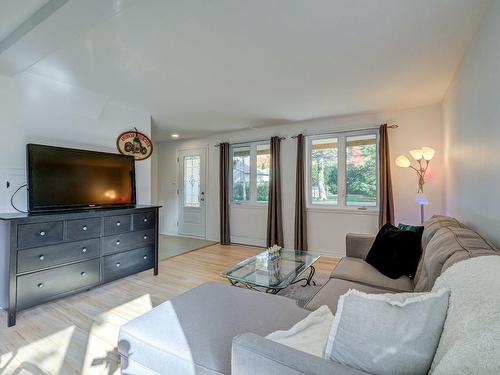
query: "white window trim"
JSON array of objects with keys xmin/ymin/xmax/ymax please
[
  {"xmin": 230, "ymin": 141, "xmax": 270, "ymax": 205},
  {"xmin": 305, "ymin": 129, "xmax": 380, "ymax": 212}
]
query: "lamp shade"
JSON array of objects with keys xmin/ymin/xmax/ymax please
[
  {"xmin": 409, "ymin": 149, "xmax": 423, "ymax": 160},
  {"xmin": 395, "ymin": 155, "xmax": 411, "ymax": 168},
  {"xmin": 422, "ymin": 147, "xmax": 436, "ymax": 161}
]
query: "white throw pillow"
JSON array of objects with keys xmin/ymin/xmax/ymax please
[
  {"xmin": 266, "ymin": 305, "xmax": 334, "ymax": 357},
  {"xmin": 324, "ymin": 289, "xmax": 450, "ymax": 375}
]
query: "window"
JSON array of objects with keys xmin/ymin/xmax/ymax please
[
  {"xmin": 231, "ymin": 142, "xmax": 270, "ymax": 203},
  {"xmin": 256, "ymin": 144, "xmax": 271, "ymax": 202},
  {"xmin": 307, "ymin": 131, "xmax": 378, "ymax": 210},
  {"xmin": 311, "ymin": 137, "xmax": 338, "ymax": 204},
  {"xmin": 346, "ymin": 134, "xmax": 377, "ymax": 207},
  {"xmin": 232, "ymin": 146, "xmax": 251, "ymax": 202}
]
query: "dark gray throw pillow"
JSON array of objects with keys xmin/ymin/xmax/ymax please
[{"xmin": 365, "ymin": 223, "xmax": 422, "ymax": 279}]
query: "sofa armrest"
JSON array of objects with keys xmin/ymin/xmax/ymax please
[
  {"xmin": 232, "ymin": 333, "xmax": 369, "ymax": 375},
  {"xmin": 345, "ymin": 233, "xmax": 375, "ymax": 259}
]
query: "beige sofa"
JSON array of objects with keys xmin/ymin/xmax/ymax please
[
  {"xmin": 119, "ymin": 215, "xmax": 499, "ymax": 374},
  {"xmin": 304, "ymin": 215, "xmax": 498, "ymax": 313}
]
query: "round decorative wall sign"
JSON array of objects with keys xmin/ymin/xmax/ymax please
[{"xmin": 116, "ymin": 129, "xmax": 153, "ymax": 160}]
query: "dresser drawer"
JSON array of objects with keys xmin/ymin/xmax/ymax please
[
  {"xmin": 102, "ymin": 247, "xmax": 153, "ymax": 283},
  {"xmin": 102, "ymin": 229, "xmax": 154, "ymax": 255},
  {"xmin": 104, "ymin": 214, "xmax": 132, "ymax": 235},
  {"xmin": 66, "ymin": 217, "xmax": 101, "ymax": 241},
  {"xmin": 17, "ymin": 259, "xmax": 99, "ymax": 310},
  {"xmin": 18, "ymin": 239, "xmax": 100, "ymax": 273},
  {"xmin": 17, "ymin": 221, "xmax": 63, "ymax": 249},
  {"xmin": 133, "ymin": 211, "xmax": 155, "ymax": 230}
]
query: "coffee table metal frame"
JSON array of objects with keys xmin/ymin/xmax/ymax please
[{"xmin": 221, "ymin": 249, "xmax": 319, "ymax": 294}]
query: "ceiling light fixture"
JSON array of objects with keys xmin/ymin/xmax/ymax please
[{"xmin": 171, "ymin": 134, "xmax": 179, "ymax": 138}]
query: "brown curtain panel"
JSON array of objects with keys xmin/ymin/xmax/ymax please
[
  {"xmin": 294, "ymin": 134, "xmax": 308, "ymax": 250},
  {"xmin": 219, "ymin": 143, "xmax": 231, "ymax": 245},
  {"xmin": 267, "ymin": 136, "xmax": 284, "ymax": 247},
  {"xmin": 379, "ymin": 124, "xmax": 395, "ymax": 228}
]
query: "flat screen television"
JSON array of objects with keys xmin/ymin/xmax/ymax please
[{"xmin": 27, "ymin": 144, "xmax": 136, "ymax": 212}]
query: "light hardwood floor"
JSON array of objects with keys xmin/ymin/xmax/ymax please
[{"xmin": 0, "ymin": 244, "xmax": 339, "ymax": 375}]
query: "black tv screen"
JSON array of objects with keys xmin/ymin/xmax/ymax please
[{"xmin": 27, "ymin": 144, "xmax": 136, "ymax": 212}]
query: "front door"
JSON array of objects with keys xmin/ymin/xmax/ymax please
[{"xmin": 178, "ymin": 148, "xmax": 206, "ymax": 238}]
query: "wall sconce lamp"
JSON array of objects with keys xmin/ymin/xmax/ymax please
[{"xmin": 395, "ymin": 147, "xmax": 435, "ymax": 224}]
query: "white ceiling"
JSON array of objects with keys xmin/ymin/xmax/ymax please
[
  {"xmin": 0, "ymin": 0, "xmax": 50, "ymax": 41},
  {"xmin": 0, "ymin": 0, "xmax": 490, "ymax": 140}
]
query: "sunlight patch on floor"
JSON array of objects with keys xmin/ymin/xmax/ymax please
[
  {"xmin": 82, "ymin": 294, "xmax": 153, "ymax": 375},
  {"xmin": 0, "ymin": 325, "xmax": 74, "ymax": 374}
]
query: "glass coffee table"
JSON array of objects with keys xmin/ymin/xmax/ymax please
[{"xmin": 221, "ymin": 249, "xmax": 320, "ymax": 294}]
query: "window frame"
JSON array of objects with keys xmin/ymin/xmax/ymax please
[
  {"xmin": 305, "ymin": 129, "xmax": 380, "ymax": 212},
  {"xmin": 230, "ymin": 141, "xmax": 271, "ymax": 205}
]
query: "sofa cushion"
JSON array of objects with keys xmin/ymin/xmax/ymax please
[
  {"xmin": 421, "ymin": 215, "xmax": 465, "ymax": 250},
  {"xmin": 305, "ymin": 278, "xmax": 394, "ymax": 314},
  {"xmin": 118, "ymin": 282, "xmax": 309, "ymax": 375},
  {"xmin": 414, "ymin": 215, "xmax": 466, "ymax": 287},
  {"xmin": 414, "ymin": 226, "xmax": 498, "ymax": 291},
  {"xmin": 331, "ymin": 257, "xmax": 414, "ymax": 292}
]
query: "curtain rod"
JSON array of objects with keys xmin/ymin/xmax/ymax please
[
  {"xmin": 290, "ymin": 123, "xmax": 398, "ymax": 139},
  {"xmin": 214, "ymin": 136, "xmax": 286, "ymax": 147}
]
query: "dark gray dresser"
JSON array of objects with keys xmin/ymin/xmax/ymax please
[{"xmin": 0, "ymin": 205, "xmax": 160, "ymax": 327}]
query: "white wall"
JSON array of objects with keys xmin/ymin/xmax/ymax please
[
  {"xmin": 443, "ymin": 0, "xmax": 500, "ymax": 247},
  {"xmin": 0, "ymin": 73, "xmax": 152, "ymax": 212},
  {"xmin": 157, "ymin": 104, "xmax": 444, "ymax": 256}
]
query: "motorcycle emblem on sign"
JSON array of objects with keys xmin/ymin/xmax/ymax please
[{"xmin": 116, "ymin": 128, "xmax": 153, "ymax": 160}]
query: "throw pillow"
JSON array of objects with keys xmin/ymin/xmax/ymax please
[
  {"xmin": 398, "ymin": 223, "xmax": 424, "ymax": 237},
  {"xmin": 365, "ymin": 223, "xmax": 422, "ymax": 279},
  {"xmin": 266, "ymin": 305, "xmax": 334, "ymax": 357},
  {"xmin": 324, "ymin": 289, "xmax": 450, "ymax": 375}
]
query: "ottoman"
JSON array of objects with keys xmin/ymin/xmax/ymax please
[{"xmin": 118, "ymin": 282, "xmax": 309, "ymax": 374}]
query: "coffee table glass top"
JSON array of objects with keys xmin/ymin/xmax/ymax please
[{"xmin": 221, "ymin": 249, "xmax": 319, "ymax": 290}]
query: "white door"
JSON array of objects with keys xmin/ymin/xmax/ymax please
[{"xmin": 178, "ymin": 148, "xmax": 207, "ymax": 238}]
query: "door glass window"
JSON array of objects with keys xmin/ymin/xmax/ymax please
[{"xmin": 184, "ymin": 156, "xmax": 201, "ymax": 207}]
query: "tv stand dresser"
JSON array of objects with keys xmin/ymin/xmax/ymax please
[{"xmin": 0, "ymin": 205, "xmax": 160, "ymax": 327}]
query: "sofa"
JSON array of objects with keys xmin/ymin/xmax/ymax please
[{"xmin": 118, "ymin": 215, "xmax": 499, "ymax": 374}]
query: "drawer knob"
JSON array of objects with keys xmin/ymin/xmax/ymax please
[
  {"xmin": 116, "ymin": 240, "xmax": 120, "ymax": 245},
  {"xmin": 82, "ymin": 225, "xmax": 88, "ymax": 231},
  {"xmin": 143, "ymin": 218, "xmax": 148, "ymax": 222},
  {"xmin": 81, "ymin": 271, "xmax": 87, "ymax": 277},
  {"xmin": 143, "ymin": 235, "xmax": 148, "ymax": 240},
  {"xmin": 82, "ymin": 247, "xmax": 87, "ymax": 253},
  {"xmin": 40, "ymin": 231, "xmax": 46, "ymax": 236},
  {"xmin": 143, "ymin": 255, "xmax": 148, "ymax": 260},
  {"xmin": 39, "ymin": 255, "xmax": 45, "ymax": 261},
  {"xmin": 37, "ymin": 283, "xmax": 44, "ymax": 288},
  {"xmin": 116, "ymin": 221, "xmax": 121, "ymax": 227},
  {"xmin": 116, "ymin": 262, "xmax": 121, "ymax": 268}
]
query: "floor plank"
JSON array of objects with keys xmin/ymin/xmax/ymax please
[
  {"xmin": 158, "ymin": 235, "xmax": 217, "ymax": 260},
  {"xmin": 0, "ymin": 244, "xmax": 339, "ymax": 374}
]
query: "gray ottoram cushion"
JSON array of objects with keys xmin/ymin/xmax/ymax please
[{"xmin": 324, "ymin": 289, "xmax": 450, "ymax": 375}]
